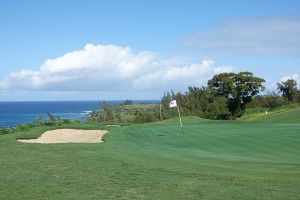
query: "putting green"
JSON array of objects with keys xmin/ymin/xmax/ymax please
[{"xmin": 0, "ymin": 113, "xmax": 299, "ymax": 199}]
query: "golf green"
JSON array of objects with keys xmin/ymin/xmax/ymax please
[{"xmin": 0, "ymin": 113, "xmax": 299, "ymax": 199}]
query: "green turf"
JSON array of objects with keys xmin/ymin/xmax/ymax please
[{"xmin": 0, "ymin": 113, "xmax": 300, "ymax": 199}]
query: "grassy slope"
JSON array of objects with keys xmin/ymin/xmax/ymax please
[
  {"xmin": 255, "ymin": 108, "xmax": 300, "ymax": 123},
  {"xmin": 241, "ymin": 105, "xmax": 300, "ymax": 122},
  {"xmin": 0, "ymin": 114, "xmax": 300, "ymax": 199}
]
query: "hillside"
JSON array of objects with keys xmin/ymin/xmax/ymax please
[
  {"xmin": 257, "ymin": 108, "xmax": 300, "ymax": 123},
  {"xmin": 242, "ymin": 107, "xmax": 300, "ymax": 123}
]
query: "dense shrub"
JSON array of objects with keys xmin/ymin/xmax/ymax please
[
  {"xmin": 0, "ymin": 128, "xmax": 11, "ymax": 135},
  {"xmin": 134, "ymin": 110, "xmax": 157, "ymax": 123},
  {"xmin": 262, "ymin": 95, "xmax": 286, "ymax": 110},
  {"xmin": 88, "ymin": 103, "xmax": 160, "ymax": 124},
  {"xmin": 247, "ymin": 94, "xmax": 287, "ymax": 111},
  {"xmin": 161, "ymin": 87, "xmax": 232, "ymax": 120}
]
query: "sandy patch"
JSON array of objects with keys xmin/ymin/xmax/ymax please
[{"xmin": 18, "ymin": 129, "xmax": 108, "ymax": 144}]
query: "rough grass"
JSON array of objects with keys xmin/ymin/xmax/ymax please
[{"xmin": 0, "ymin": 113, "xmax": 299, "ymax": 199}]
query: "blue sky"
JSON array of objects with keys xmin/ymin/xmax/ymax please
[{"xmin": 0, "ymin": 0, "xmax": 300, "ymax": 100}]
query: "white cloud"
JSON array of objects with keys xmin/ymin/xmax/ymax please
[
  {"xmin": 0, "ymin": 44, "xmax": 156, "ymax": 91},
  {"xmin": 0, "ymin": 44, "xmax": 233, "ymax": 95},
  {"xmin": 133, "ymin": 60, "xmax": 233, "ymax": 90},
  {"xmin": 40, "ymin": 44, "xmax": 154, "ymax": 78},
  {"xmin": 213, "ymin": 67, "xmax": 233, "ymax": 74},
  {"xmin": 184, "ymin": 18, "xmax": 300, "ymax": 56}
]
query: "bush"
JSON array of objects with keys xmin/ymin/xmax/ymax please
[
  {"xmin": 15, "ymin": 124, "xmax": 31, "ymax": 132},
  {"xmin": 0, "ymin": 113, "xmax": 79, "ymax": 136},
  {"xmin": 62, "ymin": 119, "xmax": 72, "ymax": 124},
  {"xmin": 262, "ymin": 95, "xmax": 286, "ymax": 110},
  {"xmin": 134, "ymin": 110, "xmax": 156, "ymax": 123},
  {"xmin": 247, "ymin": 94, "xmax": 288, "ymax": 111},
  {"xmin": 0, "ymin": 128, "xmax": 10, "ymax": 135},
  {"xmin": 215, "ymin": 111, "xmax": 233, "ymax": 120}
]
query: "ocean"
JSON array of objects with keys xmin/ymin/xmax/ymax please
[{"xmin": 0, "ymin": 100, "xmax": 159, "ymax": 128}]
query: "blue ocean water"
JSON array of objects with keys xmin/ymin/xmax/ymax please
[{"xmin": 0, "ymin": 100, "xmax": 159, "ymax": 128}]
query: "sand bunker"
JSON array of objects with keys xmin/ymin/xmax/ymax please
[{"xmin": 18, "ymin": 129, "xmax": 108, "ymax": 144}]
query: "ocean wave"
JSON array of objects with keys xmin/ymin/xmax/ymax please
[{"xmin": 80, "ymin": 111, "xmax": 93, "ymax": 116}]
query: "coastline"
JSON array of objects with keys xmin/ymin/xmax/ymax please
[{"xmin": 0, "ymin": 100, "xmax": 159, "ymax": 128}]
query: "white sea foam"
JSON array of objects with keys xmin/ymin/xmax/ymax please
[{"xmin": 80, "ymin": 110, "xmax": 93, "ymax": 116}]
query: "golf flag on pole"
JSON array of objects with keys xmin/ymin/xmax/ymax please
[
  {"xmin": 169, "ymin": 99, "xmax": 184, "ymax": 137},
  {"xmin": 169, "ymin": 100, "xmax": 177, "ymax": 108}
]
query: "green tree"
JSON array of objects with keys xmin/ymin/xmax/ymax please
[
  {"xmin": 100, "ymin": 101, "xmax": 114, "ymax": 121},
  {"xmin": 208, "ymin": 72, "xmax": 265, "ymax": 116},
  {"xmin": 160, "ymin": 90, "xmax": 177, "ymax": 119},
  {"xmin": 161, "ymin": 87, "xmax": 231, "ymax": 120},
  {"xmin": 296, "ymin": 90, "xmax": 300, "ymax": 102},
  {"xmin": 277, "ymin": 79, "xmax": 298, "ymax": 102}
]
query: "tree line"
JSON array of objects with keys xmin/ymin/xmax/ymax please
[
  {"xmin": 90, "ymin": 71, "xmax": 300, "ymax": 123},
  {"xmin": 161, "ymin": 72, "xmax": 300, "ymax": 120}
]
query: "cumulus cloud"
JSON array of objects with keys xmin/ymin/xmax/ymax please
[
  {"xmin": 0, "ymin": 44, "xmax": 232, "ymax": 94},
  {"xmin": 0, "ymin": 44, "xmax": 156, "ymax": 91},
  {"xmin": 184, "ymin": 18, "xmax": 300, "ymax": 56},
  {"xmin": 133, "ymin": 60, "xmax": 232, "ymax": 90}
]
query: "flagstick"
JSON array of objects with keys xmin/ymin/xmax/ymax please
[
  {"xmin": 159, "ymin": 104, "xmax": 163, "ymax": 122},
  {"xmin": 177, "ymin": 106, "xmax": 184, "ymax": 137},
  {"xmin": 169, "ymin": 100, "xmax": 184, "ymax": 137}
]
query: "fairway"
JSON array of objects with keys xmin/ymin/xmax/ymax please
[{"xmin": 1, "ymin": 114, "xmax": 300, "ymax": 199}]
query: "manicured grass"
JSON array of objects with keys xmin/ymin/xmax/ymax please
[{"xmin": 0, "ymin": 114, "xmax": 300, "ymax": 199}]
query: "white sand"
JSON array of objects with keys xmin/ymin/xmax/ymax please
[{"xmin": 18, "ymin": 129, "xmax": 108, "ymax": 144}]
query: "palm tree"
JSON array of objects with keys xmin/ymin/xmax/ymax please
[{"xmin": 277, "ymin": 79, "xmax": 297, "ymax": 102}]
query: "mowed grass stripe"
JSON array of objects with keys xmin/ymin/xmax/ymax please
[
  {"xmin": 155, "ymin": 122, "xmax": 298, "ymax": 162},
  {"xmin": 112, "ymin": 118, "xmax": 300, "ymax": 165}
]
